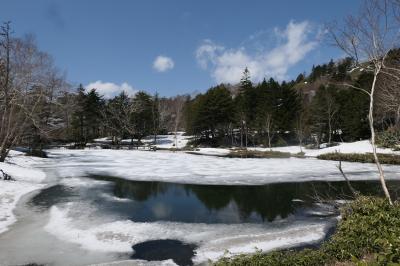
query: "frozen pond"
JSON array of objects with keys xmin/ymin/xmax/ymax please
[
  {"xmin": 1, "ymin": 149, "xmax": 400, "ymax": 265},
  {"xmin": 28, "ymin": 176, "xmax": 398, "ymax": 224}
]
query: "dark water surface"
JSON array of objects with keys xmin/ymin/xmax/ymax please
[
  {"xmin": 26, "ymin": 177, "xmax": 400, "ymax": 266},
  {"xmin": 29, "ymin": 177, "xmax": 400, "ymax": 224},
  {"xmin": 131, "ymin": 239, "xmax": 197, "ymax": 266}
]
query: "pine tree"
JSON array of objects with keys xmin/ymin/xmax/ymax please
[
  {"xmin": 236, "ymin": 67, "xmax": 255, "ymax": 148},
  {"xmin": 70, "ymin": 86, "xmax": 104, "ymax": 145},
  {"xmin": 152, "ymin": 93, "xmax": 160, "ymax": 146},
  {"xmin": 132, "ymin": 91, "xmax": 154, "ymax": 143},
  {"xmin": 85, "ymin": 89, "xmax": 104, "ymax": 140},
  {"xmin": 71, "ymin": 84, "xmax": 87, "ymax": 145}
]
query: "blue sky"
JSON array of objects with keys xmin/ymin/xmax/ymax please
[{"xmin": 0, "ymin": 0, "xmax": 362, "ymax": 97}]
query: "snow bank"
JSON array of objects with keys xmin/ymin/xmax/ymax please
[
  {"xmin": 187, "ymin": 148, "xmax": 231, "ymax": 156},
  {"xmin": 0, "ymin": 159, "xmax": 46, "ymax": 183},
  {"xmin": 143, "ymin": 132, "xmax": 191, "ymax": 149},
  {"xmin": 47, "ymin": 149, "xmax": 400, "ymax": 185},
  {"xmin": 260, "ymin": 140, "xmax": 400, "ymax": 157},
  {"xmin": 186, "ymin": 140, "xmax": 400, "ymax": 158},
  {"xmin": 0, "ymin": 179, "xmax": 43, "ymax": 234},
  {"xmin": 0, "ymin": 152, "xmax": 46, "ymax": 234},
  {"xmin": 45, "ymin": 205, "xmax": 328, "ymax": 263},
  {"xmin": 94, "ymin": 132, "xmax": 192, "ymax": 149}
]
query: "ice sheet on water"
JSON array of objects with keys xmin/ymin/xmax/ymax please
[
  {"xmin": 45, "ymin": 205, "xmax": 329, "ymax": 263},
  {"xmin": 46, "ymin": 149, "xmax": 400, "ymax": 185}
]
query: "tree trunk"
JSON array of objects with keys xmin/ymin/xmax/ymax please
[
  {"xmin": 370, "ymin": 69, "xmax": 393, "ymax": 205},
  {"xmin": 396, "ymin": 106, "xmax": 400, "ymax": 128},
  {"xmin": 240, "ymin": 124, "xmax": 243, "ymax": 148},
  {"xmin": 267, "ymin": 130, "xmax": 272, "ymax": 151},
  {"xmin": 245, "ymin": 125, "xmax": 248, "ymax": 149},
  {"xmin": 174, "ymin": 131, "xmax": 178, "ymax": 149},
  {"xmin": 328, "ymin": 118, "xmax": 332, "ymax": 144},
  {"xmin": 0, "ymin": 147, "xmax": 9, "ymax": 163}
]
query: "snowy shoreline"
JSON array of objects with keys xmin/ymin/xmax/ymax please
[
  {"xmin": 0, "ymin": 152, "xmax": 47, "ymax": 234},
  {"xmin": 188, "ymin": 140, "xmax": 400, "ymax": 157}
]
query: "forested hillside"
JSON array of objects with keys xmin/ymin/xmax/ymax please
[{"xmin": 184, "ymin": 53, "xmax": 400, "ymax": 148}]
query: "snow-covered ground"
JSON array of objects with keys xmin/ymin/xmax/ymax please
[
  {"xmin": 0, "ymin": 151, "xmax": 47, "ymax": 234},
  {"xmin": 94, "ymin": 132, "xmax": 192, "ymax": 149},
  {"xmin": 256, "ymin": 140, "xmax": 400, "ymax": 157},
  {"xmin": 187, "ymin": 140, "xmax": 400, "ymax": 157},
  {"xmin": 142, "ymin": 132, "xmax": 191, "ymax": 149}
]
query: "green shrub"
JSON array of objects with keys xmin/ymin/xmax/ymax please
[
  {"xmin": 317, "ymin": 152, "xmax": 400, "ymax": 165},
  {"xmin": 376, "ymin": 128, "xmax": 400, "ymax": 149},
  {"xmin": 214, "ymin": 197, "xmax": 400, "ymax": 266},
  {"xmin": 275, "ymin": 136, "xmax": 288, "ymax": 147},
  {"xmin": 227, "ymin": 150, "xmax": 291, "ymax": 159}
]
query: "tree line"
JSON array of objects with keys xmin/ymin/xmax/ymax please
[{"xmin": 183, "ymin": 62, "xmax": 376, "ymax": 149}]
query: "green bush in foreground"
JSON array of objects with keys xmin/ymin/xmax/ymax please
[
  {"xmin": 215, "ymin": 197, "xmax": 400, "ymax": 266},
  {"xmin": 317, "ymin": 152, "xmax": 400, "ymax": 165}
]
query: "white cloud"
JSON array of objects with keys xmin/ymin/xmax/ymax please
[
  {"xmin": 195, "ymin": 39, "xmax": 224, "ymax": 69},
  {"xmin": 196, "ymin": 21, "xmax": 319, "ymax": 84},
  {"xmin": 153, "ymin": 55, "xmax": 174, "ymax": 72},
  {"xmin": 85, "ymin": 81, "xmax": 137, "ymax": 99}
]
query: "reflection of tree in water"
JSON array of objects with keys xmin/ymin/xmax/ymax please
[
  {"xmin": 113, "ymin": 180, "xmax": 169, "ymax": 201},
  {"xmin": 184, "ymin": 181, "xmax": 399, "ymax": 222},
  {"xmin": 90, "ymin": 175, "xmax": 400, "ymax": 223},
  {"xmin": 187, "ymin": 184, "xmax": 297, "ymax": 222},
  {"xmin": 233, "ymin": 185, "xmax": 297, "ymax": 222},
  {"xmin": 184, "ymin": 185, "xmax": 232, "ymax": 210},
  {"xmin": 90, "ymin": 175, "xmax": 170, "ymax": 201}
]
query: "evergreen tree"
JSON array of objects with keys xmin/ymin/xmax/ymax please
[
  {"xmin": 310, "ymin": 85, "xmax": 339, "ymax": 145},
  {"xmin": 335, "ymin": 73, "xmax": 370, "ymax": 141},
  {"xmin": 235, "ymin": 67, "xmax": 256, "ymax": 147},
  {"xmin": 152, "ymin": 93, "xmax": 161, "ymax": 144},
  {"xmin": 71, "ymin": 84, "xmax": 87, "ymax": 144},
  {"xmin": 255, "ymin": 79, "xmax": 276, "ymax": 148},
  {"xmin": 70, "ymin": 86, "xmax": 104, "ymax": 144},
  {"xmin": 132, "ymin": 91, "xmax": 154, "ymax": 142},
  {"xmin": 84, "ymin": 89, "xmax": 104, "ymax": 140},
  {"xmin": 185, "ymin": 85, "xmax": 235, "ymax": 146},
  {"xmin": 275, "ymin": 81, "xmax": 301, "ymax": 134}
]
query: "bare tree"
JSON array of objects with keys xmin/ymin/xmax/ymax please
[
  {"xmin": 264, "ymin": 113, "xmax": 274, "ymax": 151},
  {"xmin": 102, "ymin": 91, "xmax": 136, "ymax": 147},
  {"xmin": 325, "ymin": 89, "xmax": 338, "ymax": 145},
  {"xmin": 0, "ymin": 23, "xmax": 64, "ymax": 162},
  {"xmin": 376, "ymin": 49, "xmax": 400, "ymax": 127},
  {"xmin": 295, "ymin": 111, "xmax": 308, "ymax": 153},
  {"xmin": 328, "ymin": 0, "xmax": 400, "ymax": 204},
  {"xmin": 171, "ymin": 96, "xmax": 186, "ymax": 148}
]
